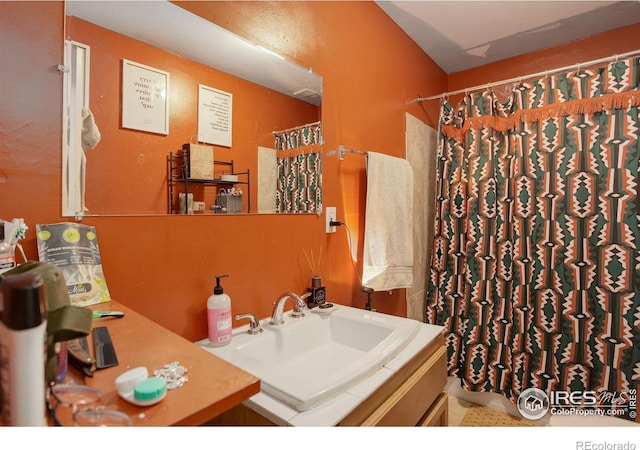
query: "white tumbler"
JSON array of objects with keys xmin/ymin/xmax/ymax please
[{"xmin": 0, "ymin": 272, "xmax": 48, "ymax": 426}]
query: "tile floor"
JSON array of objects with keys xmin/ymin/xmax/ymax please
[
  {"xmin": 445, "ymin": 378, "xmax": 538, "ymax": 426},
  {"xmin": 447, "ymin": 394, "xmax": 545, "ymax": 427},
  {"xmin": 448, "ymin": 394, "xmax": 474, "ymax": 426}
]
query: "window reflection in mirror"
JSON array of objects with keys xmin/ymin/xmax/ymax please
[{"xmin": 63, "ymin": 1, "xmax": 322, "ymax": 216}]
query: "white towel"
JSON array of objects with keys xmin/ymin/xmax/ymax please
[
  {"xmin": 81, "ymin": 107, "xmax": 101, "ymax": 151},
  {"xmin": 79, "ymin": 107, "xmax": 101, "ymax": 212},
  {"xmin": 362, "ymin": 152, "xmax": 413, "ymax": 291}
]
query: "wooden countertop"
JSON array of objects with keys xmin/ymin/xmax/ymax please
[{"xmin": 59, "ymin": 300, "xmax": 260, "ymax": 426}]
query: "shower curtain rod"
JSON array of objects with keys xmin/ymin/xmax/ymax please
[
  {"xmin": 272, "ymin": 120, "xmax": 321, "ymax": 135},
  {"xmin": 417, "ymin": 48, "xmax": 640, "ymax": 103}
]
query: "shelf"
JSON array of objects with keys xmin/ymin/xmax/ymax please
[
  {"xmin": 167, "ymin": 150, "xmax": 251, "ymax": 214},
  {"xmin": 173, "ymin": 177, "xmax": 249, "ymax": 185}
]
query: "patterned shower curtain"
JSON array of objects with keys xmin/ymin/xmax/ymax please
[
  {"xmin": 276, "ymin": 147, "xmax": 322, "ymax": 214},
  {"xmin": 426, "ymin": 56, "xmax": 640, "ymax": 418},
  {"xmin": 273, "ymin": 122, "xmax": 323, "ymax": 214},
  {"xmin": 273, "ymin": 121, "xmax": 322, "ymax": 151}
]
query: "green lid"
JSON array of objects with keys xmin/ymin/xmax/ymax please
[{"xmin": 134, "ymin": 377, "xmax": 167, "ymax": 401}]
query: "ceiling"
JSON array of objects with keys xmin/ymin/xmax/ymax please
[{"xmin": 375, "ymin": 1, "xmax": 640, "ymax": 74}]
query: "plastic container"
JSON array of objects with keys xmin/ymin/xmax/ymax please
[
  {"xmin": 207, "ymin": 275, "xmax": 232, "ymax": 347},
  {"xmin": 0, "ymin": 222, "xmax": 16, "ymax": 274},
  {"xmin": 115, "ymin": 367, "xmax": 166, "ymax": 406},
  {"xmin": 0, "ymin": 273, "xmax": 48, "ymax": 426}
]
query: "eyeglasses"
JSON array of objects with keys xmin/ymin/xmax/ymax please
[
  {"xmin": 48, "ymin": 383, "xmax": 131, "ymax": 426},
  {"xmin": 73, "ymin": 407, "xmax": 132, "ymax": 426}
]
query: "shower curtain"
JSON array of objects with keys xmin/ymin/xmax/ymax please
[
  {"xmin": 426, "ymin": 56, "xmax": 640, "ymax": 419},
  {"xmin": 273, "ymin": 123, "xmax": 323, "ymax": 214},
  {"xmin": 275, "ymin": 147, "xmax": 322, "ymax": 214}
]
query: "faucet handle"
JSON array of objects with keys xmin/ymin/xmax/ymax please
[
  {"xmin": 291, "ymin": 303, "xmax": 306, "ymax": 318},
  {"xmin": 290, "ymin": 293, "xmax": 306, "ymax": 318},
  {"xmin": 235, "ymin": 313, "xmax": 263, "ymax": 335}
]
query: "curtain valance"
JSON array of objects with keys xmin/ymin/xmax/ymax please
[
  {"xmin": 275, "ymin": 143, "xmax": 322, "ymax": 159},
  {"xmin": 442, "ymin": 56, "xmax": 640, "ymax": 139},
  {"xmin": 273, "ymin": 122, "xmax": 322, "ymax": 150}
]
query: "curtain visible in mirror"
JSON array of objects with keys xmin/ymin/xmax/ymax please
[
  {"xmin": 276, "ymin": 149, "xmax": 322, "ymax": 214},
  {"xmin": 273, "ymin": 123, "xmax": 323, "ymax": 214},
  {"xmin": 273, "ymin": 121, "xmax": 322, "ymax": 150}
]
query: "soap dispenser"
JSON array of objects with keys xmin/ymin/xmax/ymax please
[{"xmin": 207, "ymin": 275, "xmax": 232, "ymax": 347}]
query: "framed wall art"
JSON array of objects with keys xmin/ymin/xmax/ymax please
[
  {"xmin": 122, "ymin": 59, "xmax": 169, "ymax": 135},
  {"xmin": 198, "ymin": 84, "xmax": 232, "ymax": 147}
]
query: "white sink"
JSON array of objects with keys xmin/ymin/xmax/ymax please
[{"xmin": 199, "ymin": 304, "xmax": 421, "ymax": 411}]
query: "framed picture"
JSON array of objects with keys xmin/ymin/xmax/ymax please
[
  {"xmin": 122, "ymin": 59, "xmax": 169, "ymax": 135},
  {"xmin": 198, "ymin": 84, "xmax": 232, "ymax": 147}
]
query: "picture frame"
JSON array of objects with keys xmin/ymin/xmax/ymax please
[
  {"xmin": 122, "ymin": 59, "xmax": 169, "ymax": 135},
  {"xmin": 198, "ymin": 84, "xmax": 232, "ymax": 147}
]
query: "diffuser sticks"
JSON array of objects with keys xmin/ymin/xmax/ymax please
[{"xmin": 303, "ymin": 247, "xmax": 326, "ymax": 308}]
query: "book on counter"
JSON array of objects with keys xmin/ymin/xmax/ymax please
[{"xmin": 36, "ymin": 222, "xmax": 111, "ymax": 307}]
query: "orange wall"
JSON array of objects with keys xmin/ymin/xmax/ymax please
[
  {"xmin": 1, "ymin": 1, "xmax": 444, "ymax": 341},
  {"xmin": 67, "ymin": 17, "xmax": 319, "ymax": 215},
  {"xmin": 3, "ymin": 2, "xmax": 638, "ymax": 343}
]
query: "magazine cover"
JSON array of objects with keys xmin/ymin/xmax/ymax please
[{"xmin": 36, "ymin": 222, "xmax": 111, "ymax": 306}]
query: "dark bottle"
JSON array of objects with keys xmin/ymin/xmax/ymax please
[{"xmin": 308, "ymin": 276, "xmax": 326, "ymax": 308}]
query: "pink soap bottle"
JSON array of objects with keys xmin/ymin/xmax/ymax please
[{"xmin": 207, "ymin": 275, "xmax": 232, "ymax": 347}]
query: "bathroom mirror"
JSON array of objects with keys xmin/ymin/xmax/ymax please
[{"xmin": 63, "ymin": 0, "xmax": 322, "ymax": 216}]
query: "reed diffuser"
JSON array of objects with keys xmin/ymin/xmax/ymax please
[{"xmin": 303, "ymin": 247, "xmax": 326, "ymax": 308}]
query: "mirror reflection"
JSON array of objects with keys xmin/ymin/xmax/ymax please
[{"xmin": 63, "ymin": 1, "xmax": 322, "ymax": 216}]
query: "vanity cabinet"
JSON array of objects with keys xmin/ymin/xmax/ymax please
[
  {"xmin": 167, "ymin": 150, "xmax": 250, "ymax": 214},
  {"xmin": 339, "ymin": 332, "xmax": 448, "ymax": 426},
  {"xmin": 208, "ymin": 332, "xmax": 448, "ymax": 427}
]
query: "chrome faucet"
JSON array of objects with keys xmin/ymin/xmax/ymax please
[
  {"xmin": 270, "ymin": 292, "xmax": 306, "ymax": 325},
  {"xmin": 235, "ymin": 313, "xmax": 263, "ymax": 335}
]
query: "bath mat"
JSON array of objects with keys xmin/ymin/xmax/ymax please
[{"xmin": 459, "ymin": 404, "xmax": 541, "ymax": 427}]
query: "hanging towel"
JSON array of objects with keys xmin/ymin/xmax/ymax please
[
  {"xmin": 80, "ymin": 107, "xmax": 101, "ymax": 212},
  {"xmin": 81, "ymin": 107, "xmax": 101, "ymax": 151},
  {"xmin": 362, "ymin": 152, "xmax": 413, "ymax": 291}
]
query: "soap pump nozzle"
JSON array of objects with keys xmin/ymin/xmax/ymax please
[
  {"xmin": 214, "ymin": 274, "xmax": 229, "ymax": 295},
  {"xmin": 208, "ymin": 274, "xmax": 232, "ymax": 347}
]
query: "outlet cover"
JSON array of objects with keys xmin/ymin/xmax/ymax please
[{"xmin": 326, "ymin": 206, "xmax": 336, "ymax": 233}]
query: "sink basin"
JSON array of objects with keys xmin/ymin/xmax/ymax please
[{"xmin": 199, "ymin": 304, "xmax": 420, "ymax": 411}]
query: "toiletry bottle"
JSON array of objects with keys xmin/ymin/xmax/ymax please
[
  {"xmin": 308, "ymin": 276, "xmax": 326, "ymax": 308},
  {"xmin": 0, "ymin": 223, "xmax": 16, "ymax": 274},
  {"xmin": 207, "ymin": 275, "xmax": 232, "ymax": 347},
  {"xmin": 0, "ymin": 272, "xmax": 48, "ymax": 426}
]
